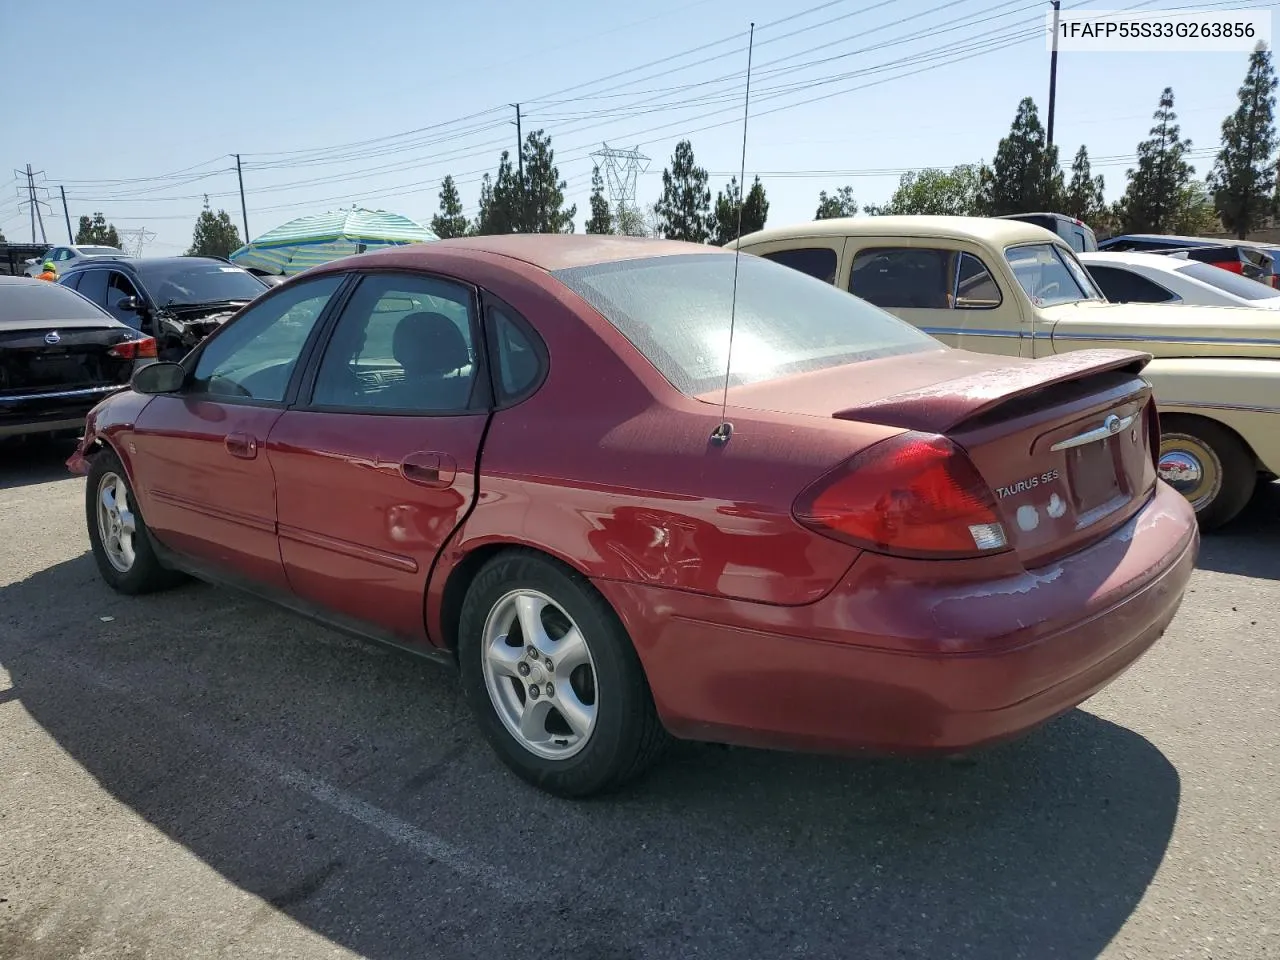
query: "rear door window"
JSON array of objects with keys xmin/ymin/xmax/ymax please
[
  {"xmin": 758, "ymin": 247, "xmax": 838, "ymax": 284},
  {"xmin": 74, "ymin": 269, "xmax": 109, "ymax": 307}
]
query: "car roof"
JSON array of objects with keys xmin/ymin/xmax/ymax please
[
  {"xmin": 64, "ymin": 255, "xmax": 227, "ymax": 273},
  {"xmin": 0, "ymin": 274, "xmax": 43, "ymax": 286},
  {"xmin": 732, "ymin": 215, "xmax": 1060, "ymax": 248},
  {"xmin": 1079, "ymin": 251, "xmax": 1195, "ymax": 271},
  {"xmin": 314, "ymin": 234, "xmax": 730, "ymax": 275}
]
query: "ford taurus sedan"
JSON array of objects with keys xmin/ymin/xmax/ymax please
[{"xmin": 67, "ymin": 235, "xmax": 1199, "ymax": 797}]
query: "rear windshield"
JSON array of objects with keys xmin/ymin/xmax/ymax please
[
  {"xmin": 0, "ymin": 280, "xmax": 111, "ymax": 324},
  {"xmin": 553, "ymin": 252, "xmax": 940, "ymax": 395},
  {"xmin": 1174, "ymin": 260, "xmax": 1280, "ymax": 300},
  {"xmin": 78, "ymin": 246, "xmax": 124, "ymax": 256}
]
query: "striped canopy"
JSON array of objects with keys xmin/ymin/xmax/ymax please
[{"xmin": 229, "ymin": 206, "xmax": 438, "ymax": 276}]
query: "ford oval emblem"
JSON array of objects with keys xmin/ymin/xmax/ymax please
[
  {"xmin": 44, "ymin": 331, "xmax": 60, "ymax": 345},
  {"xmin": 1105, "ymin": 414, "xmax": 1122, "ymax": 434}
]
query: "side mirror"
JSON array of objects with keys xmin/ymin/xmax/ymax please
[
  {"xmin": 131, "ymin": 361, "xmax": 186, "ymax": 394},
  {"xmin": 117, "ymin": 295, "xmax": 143, "ymax": 312}
]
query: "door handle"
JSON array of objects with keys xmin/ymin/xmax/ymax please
[
  {"xmin": 401, "ymin": 451, "xmax": 457, "ymax": 488},
  {"xmin": 225, "ymin": 432, "xmax": 259, "ymax": 460}
]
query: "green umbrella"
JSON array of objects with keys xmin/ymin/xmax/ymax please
[{"xmin": 229, "ymin": 206, "xmax": 438, "ymax": 276}]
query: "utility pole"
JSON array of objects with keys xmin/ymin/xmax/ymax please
[
  {"xmin": 235, "ymin": 153, "xmax": 250, "ymax": 242},
  {"xmin": 511, "ymin": 103, "xmax": 525, "ymax": 232},
  {"xmin": 59, "ymin": 185, "xmax": 73, "ymax": 242},
  {"xmin": 1047, "ymin": 0, "xmax": 1061, "ymax": 148}
]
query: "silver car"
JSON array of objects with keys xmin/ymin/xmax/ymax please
[{"xmin": 24, "ymin": 244, "xmax": 128, "ymax": 277}]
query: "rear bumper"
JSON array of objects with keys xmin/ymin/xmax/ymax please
[
  {"xmin": 0, "ymin": 384, "xmax": 126, "ymax": 440},
  {"xmin": 595, "ymin": 481, "xmax": 1199, "ymax": 755}
]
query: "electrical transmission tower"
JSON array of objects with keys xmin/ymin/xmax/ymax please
[
  {"xmin": 14, "ymin": 164, "xmax": 52, "ymax": 244},
  {"xmin": 590, "ymin": 144, "xmax": 650, "ymax": 235},
  {"xmin": 117, "ymin": 227, "xmax": 156, "ymax": 257}
]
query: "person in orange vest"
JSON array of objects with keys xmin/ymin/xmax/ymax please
[{"xmin": 36, "ymin": 260, "xmax": 58, "ymax": 282}]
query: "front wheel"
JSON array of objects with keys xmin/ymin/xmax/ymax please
[
  {"xmin": 1157, "ymin": 416, "xmax": 1257, "ymax": 531},
  {"xmin": 85, "ymin": 449, "xmax": 185, "ymax": 594},
  {"xmin": 457, "ymin": 551, "xmax": 669, "ymax": 798}
]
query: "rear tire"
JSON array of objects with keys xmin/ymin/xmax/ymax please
[
  {"xmin": 85, "ymin": 448, "xmax": 185, "ymax": 595},
  {"xmin": 457, "ymin": 550, "xmax": 669, "ymax": 798},
  {"xmin": 1157, "ymin": 415, "xmax": 1256, "ymax": 531}
]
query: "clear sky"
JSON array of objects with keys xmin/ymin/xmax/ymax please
[{"xmin": 1, "ymin": 0, "xmax": 1272, "ymax": 253}]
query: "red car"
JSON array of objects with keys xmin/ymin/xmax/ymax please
[{"xmin": 68, "ymin": 236, "xmax": 1199, "ymax": 797}]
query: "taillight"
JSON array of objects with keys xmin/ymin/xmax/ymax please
[
  {"xmin": 1213, "ymin": 259, "xmax": 1245, "ymax": 274},
  {"xmin": 1145, "ymin": 400, "xmax": 1161, "ymax": 472},
  {"xmin": 108, "ymin": 336, "xmax": 157, "ymax": 359},
  {"xmin": 793, "ymin": 432, "xmax": 1010, "ymax": 559}
]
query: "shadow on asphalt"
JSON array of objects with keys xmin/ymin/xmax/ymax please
[
  {"xmin": 0, "ymin": 436, "xmax": 79, "ymax": 491},
  {"xmin": 2, "ymin": 554, "xmax": 1181, "ymax": 960},
  {"xmin": 1196, "ymin": 480, "xmax": 1280, "ymax": 581}
]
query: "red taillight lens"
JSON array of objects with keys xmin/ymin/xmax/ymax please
[
  {"xmin": 1145, "ymin": 400, "xmax": 1161, "ymax": 472},
  {"xmin": 793, "ymin": 432, "xmax": 1009, "ymax": 559},
  {"xmin": 1213, "ymin": 259, "xmax": 1245, "ymax": 274},
  {"xmin": 108, "ymin": 336, "xmax": 157, "ymax": 359}
]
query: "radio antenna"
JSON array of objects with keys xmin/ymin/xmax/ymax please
[{"xmin": 710, "ymin": 21, "xmax": 755, "ymax": 448}]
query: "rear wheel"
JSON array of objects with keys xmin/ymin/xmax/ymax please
[
  {"xmin": 1157, "ymin": 415, "xmax": 1256, "ymax": 531},
  {"xmin": 457, "ymin": 550, "xmax": 669, "ymax": 797},
  {"xmin": 85, "ymin": 449, "xmax": 185, "ymax": 594}
]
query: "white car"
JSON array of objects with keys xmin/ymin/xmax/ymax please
[
  {"xmin": 23, "ymin": 243, "xmax": 128, "ymax": 277},
  {"xmin": 1080, "ymin": 250, "xmax": 1280, "ymax": 310}
]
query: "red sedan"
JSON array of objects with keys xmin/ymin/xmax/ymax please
[{"xmin": 67, "ymin": 235, "xmax": 1199, "ymax": 797}]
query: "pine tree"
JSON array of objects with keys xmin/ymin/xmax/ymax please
[
  {"xmin": 1118, "ymin": 87, "xmax": 1197, "ymax": 234},
  {"xmin": 75, "ymin": 212, "xmax": 124, "ymax": 249},
  {"xmin": 521, "ymin": 130, "xmax": 575, "ymax": 233},
  {"xmin": 186, "ymin": 196, "xmax": 243, "ymax": 257},
  {"xmin": 980, "ymin": 98, "xmax": 1064, "ymax": 215},
  {"xmin": 709, "ymin": 175, "xmax": 769, "ymax": 245},
  {"xmin": 1209, "ymin": 46, "xmax": 1278, "ymax": 239},
  {"xmin": 654, "ymin": 140, "xmax": 711, "ymax": 243},
  {"xmin": 430, "ymin": 175, "xmax": 470, "ymax": 238},
  {"xmin": 585, "ymin": 166, "xmax": 613, "ymax": 234},
  {"xmin": 1064, "ymin": 146, "xmax": 1107, "ymax": 224},
  {"xmin": 477, "ymin": 155, "xmax": 520, "ymax": 235},
  {"xmin": 815, "ymin": 186, "xmax": 858, "ymax": 219}
]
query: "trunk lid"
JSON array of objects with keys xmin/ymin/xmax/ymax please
[
  {"xmin": 719, "ymin": 348, "xmax": 1159, "ymax": 565},
  {"xmin": 0, "ymin": 318, "xmax": 139, "ymax": 397},
  {"xmin": 1042, "ymin": 300, "xmax": 1280, "ymax": 359}
]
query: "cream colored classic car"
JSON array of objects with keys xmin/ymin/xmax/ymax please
[{"xmin": 731, "ymin": 215, "xmax": 1279, "ymax": 529}]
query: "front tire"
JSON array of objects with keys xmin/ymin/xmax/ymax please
[
  {"xmin": 458, "ymin": 551, "xmax": 669, "ymax": 798},
  {"xmin": 1158, "ymin": 415, "xmax": 1257, "ymax": 531},
  {"xmin": 85, "ymin": 448, "xmax": 185, "ymax": 595}
]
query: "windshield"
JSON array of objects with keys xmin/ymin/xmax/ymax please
[
  {"xmin": 78, "ymin": 246, "xmax": 124, "ymax": 256},
  {"xmin": 136, "ymin": 260, "xmax": 268, "ymax": 307},
  {"xmin": 1174, "ymin": 260, "xmax": 1280, "ymax": 300},
  {"xmin": 0, "ymin": 280, "xmax": 111, "ymax": 324},
  {"xmin": 1005, "ymin": 242, "xmax": 1103, "ymax": 306},
  {"xmin": 553, "ymin": 252, "xmax": 941, "ymax": 396}
]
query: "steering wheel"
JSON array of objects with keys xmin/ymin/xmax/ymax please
[{"xmin": 1039, "ymin": 282, "xmax": 1061, "ymax": 299}]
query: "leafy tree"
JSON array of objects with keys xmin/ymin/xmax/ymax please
[
  {"xmin": 1064, "ymin": 146, "xmax": 1107, "ymax": 224},
  {"xmin": 613, "ymin": 202, "xmax": 649, "ymax": 237},
  {"xmin": 1170, "ymin": 180, "xmax": 1220, "ymax": 234},
  {"xmin": 1209, "ymin": 46, "xmax": 1278, "ymax": 239},
  {"xmin": 815, "ymin": 186, "xmax": 858, "ymax": 219},
  {"xmin": 710, "ymin": 175, "xmax": 768, "ymax": 245},
  {"xmin": 431, "ymin": 175, "xmax": 470, "ymax": 238},
  {"xmin": 654, "ymin": 139, "xmax": 711, "ymax": 243},
  {"xmin": 585, "ymin": 166, "xmax": 612, "ymax": 234},
  {"xmin": 75, "ymin": 212, "xmax": 124, "ymax": 249},
  {"xmin": 186, "ymin": 195, "xmax": 243, "ymax": 258},
  {"xmin": 520, "ymin": 129, "xmax": 575, "ymax": 233},
  {"xmin": 1118, "ymin": 87, "xmax": 1197, "ymax": 234},
  {"xmin": 979, "ymin": 98, "xmax": 1064, "ymax": 215},
  {"xmin": 865, "ymin": 165, "xmax": 984, "ymax": 216}
]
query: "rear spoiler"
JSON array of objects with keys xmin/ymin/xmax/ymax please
[{"xmin": 831, "ymin": 349, "xmax": 1152, "ymax": 434}]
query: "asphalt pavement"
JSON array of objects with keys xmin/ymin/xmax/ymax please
[{"xmin": 1, "ymin": 437, "xmax": 1277, "ymax": 960}]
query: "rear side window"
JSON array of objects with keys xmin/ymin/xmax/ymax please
[
  {"xmin": 490, "ymin": 306, "xmax": 543, "ymax": 401},
  {"xmin": 849, "ymin": 247, "xmax": 1002, "ymax": 310},
  {"xmin": 757, "ymin": 247, "xmax": 837, "ymax": 284},
  {"xmin": 1086, "ymin": 265, "xmax": 1178, "ymax": 303},
  {"xmin": 553, "ymin": 252, "xmax": 939, "ymax": 396},
  {"xmin": 1175, "ymin": 260, "xmax": 1280, "ymax": 300},
  {"xmin": 0, "ymin": 280, "xmax": 112, "ymax": 324}
]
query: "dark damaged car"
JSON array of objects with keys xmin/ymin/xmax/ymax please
[
  {"xmin": 59, "ymin": 256, "xmax": 269, "ymax": 361},
  {"xmin": 1, "ymin": 275, "xmax": 157, "ymax": 440}
]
